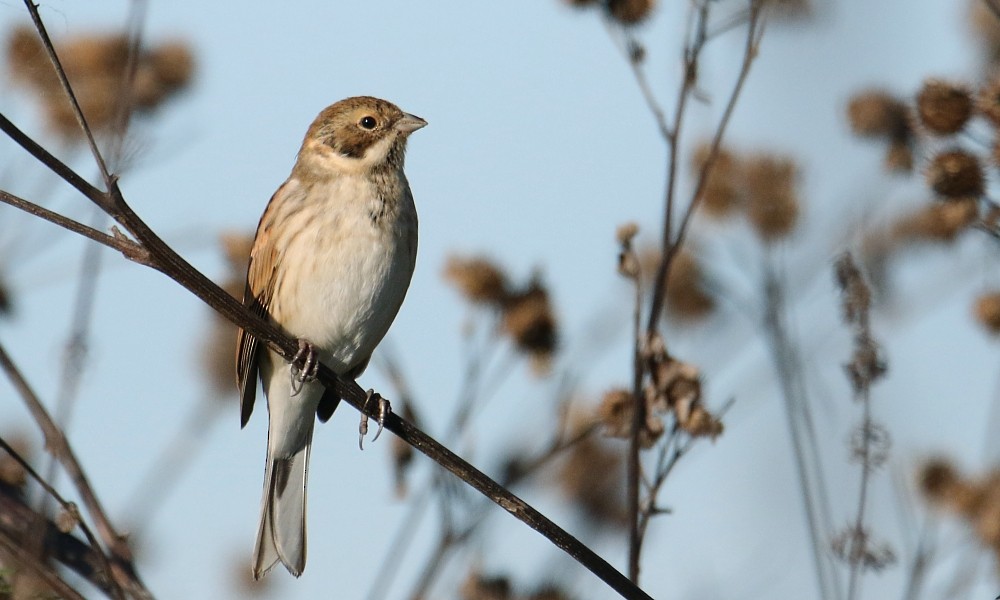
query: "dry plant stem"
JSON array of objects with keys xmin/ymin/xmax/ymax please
[
  {"xmin": 762, "ymin": 263, "xmax": 839, "ymax": 600},
  {"xmin": 627, "ymin": 260, "xmax": 645, "ymax": 582},
  {"xmin": 0, "ymin": 437, "xmax": 123, "ymax": 600},
  {"xmin": 0, "ymin": 189, "xmax": 149, "ymax": 263},
  {"xmin": 899, "ymin": 515, "xmax": 936, "ymax": 600},
  {"xmin": 0, "ymin": 343, "xmax": 151, "ymax": 599},
  {"xmin": 646, "ymin": 1, "xmax": 765, "ymax": 332}
]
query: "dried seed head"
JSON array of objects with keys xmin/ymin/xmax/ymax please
[
  {"xmin": 692, "ymin": 142, "xmax": 742, "ymax": 218},
  {"xmin": 6, "ymin": 27, "xmax": 194, "ymax": 140},
  {"xmin": 615, "ymin": 222, "xmax": 639, "ymax": 246},
  {"xmin": 925, "ymin": 149, "xmax": 985, "ymax": 198},
  {"xmin": 500, "ymin": 280, "xmax": 558, "ymax": 370},
  {"xmin": 916, "ymin": 79, "xmax": 973, "ymax": 135},
  {"xmin": 974, "ymin": 291, "xmax": 1000, "ymax": 335},
  {"xmin": 918, "ymin": 458, "xmax": 982, "ymax": 516},
  {"xmin": 616, "ymin": 222, "xmax": 641, "ymax": 279},
  {"xmin": 664, "ymin": 249, "xmax": 715, "ymax": 321},
  {"xmin": 444, "ymin": 256, "xmax": 510, "ymax": 306},
  {"xmin": 892, "ymin": 199, "xmax": 979, "ymax": 244},
  {"xmin": 847, "ymin": 91, "xmax": 910, "ymax": 139},
  {"xmin": 148, "ymin": 41, "xmax": 195, "ymax": 91},
  {"xmin": 678, "ymin": 404, "xmax": 724, "ymax": 438},
  {"xmin": 606, "ymin": 0, "xmax": 656, "ymax": 25},
  {"xmin": 596, "ymin": 388, "xmax": 663, "ymax": 448},
  {"xmin": 743, "ymin": 155, "xmax": 801, "ymax": 241},
  {"xmin": 55, "ymin": 504, "xmax": 80, "ymax": 534},
  {"xmin": 556, "ymin": 433, "xmax": 628, "ymax": 527},
  {"xmin": 978, "ymin": 74, "xmax": 1000, "ymax": 127}
]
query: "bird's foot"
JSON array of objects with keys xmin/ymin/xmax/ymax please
[
  {"xmin": 289, "ymin": 339, "xmax": 319, "ymax": 396},
  {"xmin": 359, "ymin": 389, "xmax": 391, "ymax": 450}
]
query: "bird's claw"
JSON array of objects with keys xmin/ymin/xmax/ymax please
[
  {"xmin": 359, "ymin": 389, "xmax": 390, "ymax": 450},
  {"xmin": 289, "ymin": 340, "xmax": 318, "ymax": 396}
]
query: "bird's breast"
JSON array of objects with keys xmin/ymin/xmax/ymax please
[{"xmin": 268, "ymin": 175, "xmax": 417, "ymax": 374}]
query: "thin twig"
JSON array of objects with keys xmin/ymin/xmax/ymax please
[{"xmin": 0, "ymin": 189, "xmax": 151, "ymax": 266}]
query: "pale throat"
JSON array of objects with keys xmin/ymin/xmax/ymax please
[{"xmin": 298, "ymin": 136, "xmax": 400, "ymax": 179}]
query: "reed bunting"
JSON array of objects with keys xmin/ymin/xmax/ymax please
[{"xmin": 236, "ymin": 96, "xmax": 425, "ymax": 579}]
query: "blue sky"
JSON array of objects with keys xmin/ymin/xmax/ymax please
[{"xmin": 1, "ymin": 1, "xmax": 996, "ymax": 599}]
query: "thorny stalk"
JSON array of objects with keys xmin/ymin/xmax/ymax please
[{"xmin": 0, "ymin": 6, "xmax": 652, "ymax": 599}]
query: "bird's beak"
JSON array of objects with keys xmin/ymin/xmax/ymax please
[{"xmin": 395, "ymin": 113, "xmax": 427, "ymax": 135}]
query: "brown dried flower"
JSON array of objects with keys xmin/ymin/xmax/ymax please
[
  {"xmin": 692, "ymin": 143, "xmax": 742, "ymax": 218},
  {"xmin": 501, "ymin": 280, "xmax": 558, "ymax": 371},
  {"xmin": 891, "ymin": 199, "xmax": 979, "ymax": 244},
  {"xmin": 6, "ymin": 26, "xmax": 195, "ymax": 140},
  {"xmin": 444, "ymin": 256, "xmax": 510, "ymax": 306},
  {"xmin": 596, "ymin": 387, "xmax": 663, "ymax": 448},
  {"xmin": 556, "ymin": 429, "xmax": 628, "ymax": 526},
  {"xmin": 743, "ymin": 154, "xmax": 800, "ymax": 241},
  {"xmin": 974, "ymin": 291, "xmax": 1000, "ymax": 335},
  {"xmin": 606, "ymin": 0, "xmax": 656, "ymax": 26},
  {"xmin": 847, "ymin": 90, "xmax": 910, "ymax": 139},
  {"xmin": 916, "ymin": 80, "xmax": 973, "ymax": 135},
  {"xmin": 664, "ymin": 249, "xmax": 715, "ymax": 321},
  {"xmin": 616, "ymin": 222, "xmax": 641, "ymax": 279},
  {"xmin": 925, "ymin": 149, "xmax": 985, "ymax": 198}
]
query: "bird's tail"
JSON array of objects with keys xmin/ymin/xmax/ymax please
[{"xmin": 252, "ymin": 375, "xmax": 318, "ymax": 579}]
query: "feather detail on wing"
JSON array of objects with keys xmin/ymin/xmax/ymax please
[{"xmin": 236, "ymin": 183, "xmax": 288, "ymax": 428}]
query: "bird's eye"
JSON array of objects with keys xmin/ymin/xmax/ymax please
[{"xmin": 359, "ymin": 116, "xmax": 377, "ymax": 130}]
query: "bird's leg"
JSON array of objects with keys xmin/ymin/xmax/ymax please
[
  {"xmin": 358, "ymin": 389, "xmax": 391, "ymax": 450},
  {"xmin": 289, "ymin": 339, "xmax": 319, "ymax": 396}
]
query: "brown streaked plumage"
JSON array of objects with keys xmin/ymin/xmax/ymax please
[{"xmin": 236, "ymin": 96, "xmax": 424, "ymax": 579}]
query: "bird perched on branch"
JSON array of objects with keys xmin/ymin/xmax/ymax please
[{"xmin": 235, "ymin": 96, "xmax": 425, "ymax": 579}]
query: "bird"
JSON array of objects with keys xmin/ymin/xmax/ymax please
[{"xmin": 235, "ymin": 96, "xmax": 425, "ymax": 579}]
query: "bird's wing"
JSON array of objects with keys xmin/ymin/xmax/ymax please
[{"xmin": 236, "ymin": 183, "xmax": 287, "ymax": 428}]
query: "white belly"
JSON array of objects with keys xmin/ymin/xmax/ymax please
[{"xmin": 268, "ymin": 176, "xmax": 417, "ymax": 375}]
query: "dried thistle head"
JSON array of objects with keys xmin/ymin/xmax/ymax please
[
  {"xmin": 918, "ymin": 458, "xmax": 982, "ymax": 516},
  {"xmin": 974, "ymin": 291, "xmax": 1000, "ymax": 335},
  {"xmin": 644, "ymin": 340, "xmax": 723, "ymax": 439},
  {"xmin": 606, "ymin": 0, "xmax": 656, "ymax": 26},
  {"xmin": 6, "ymin": 26, "xmax": 195, "ymax": 140},
  {"xmin": 916, "ymin": 79, "xmax": 973, "ymax": 135},
  {"xmin": 891, "ymin": 199, "xmax": 979, "ymax": 244},
  {"xmin": 556, "ymin": 427, "xmax": 628, "ymax": 527},
  {"xmin": 692, "ymin": 142, "xmax": 742, "ymax": 218},
  {"xmin": 444, "ymin": 255, "xmax": 510, "ymax": 306},
  {"xmin": 616, "ymin": 222, "xmax": 641, "ymax": 279},
  {"xmin": 596, "ymin": 387, "xmax": 663, "ymax": 448},
  {"xmin": 743, "ymin": 154, "xmax": 800, "ymax": 241},
  {"xmin": 925, "ymin": 149, "xmax": 985, "ymax": 199},
  {"xmin": 664, "ymin": 249, "xmax": 715, "ymax": 321},
  {"xmin": 847, "ymin": 90, "xmax": 910, "ymax": 139},
  {"xmin": 500, "ymin": 279, "xmax": 558, "ymax": 372}
]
